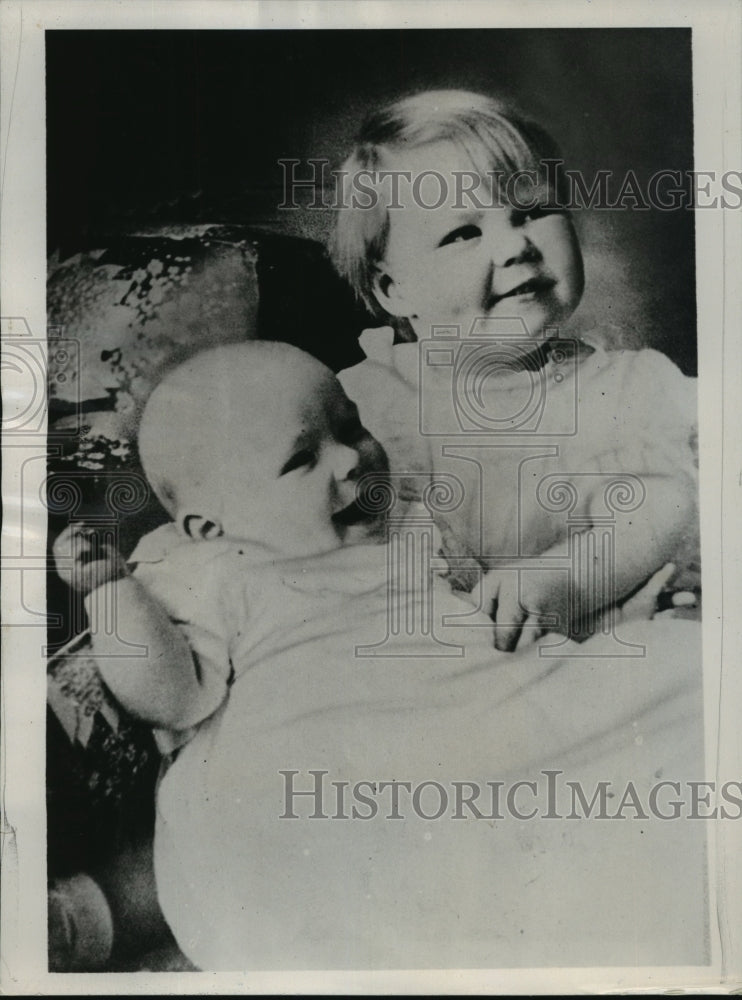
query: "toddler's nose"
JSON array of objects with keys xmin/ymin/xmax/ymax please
[{"xmin": 486, "ymin": 214, "xmax": 535, "ymax": 268}]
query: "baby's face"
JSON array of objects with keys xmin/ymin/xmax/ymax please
[
  {"xmin": 374, "ymin": 140, "xmax": 584, "ymax": 344},
  {"xmin": 219, "ymin": 364, "xmax": 388, "ymax": 557}
]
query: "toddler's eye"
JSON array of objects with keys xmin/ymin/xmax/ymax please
[
  {"xmin": 438, "ymin": 224, "xmax": 481, "ymax": 247},
  {"xmin": 512, "ymin": 204, "xmax": 562, "ymax": 226},
  {"xmin": 279, "ymin": 448, "xmax": 317, "ymax": 476}
]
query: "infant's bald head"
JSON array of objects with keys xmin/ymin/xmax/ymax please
[
  {"xmin": 139, "ymin": 341, "xmax": 331, "ymax": 516},
  {"xmin": 137, "ymin": 341, "xmax": 387, "ymax": 554}
]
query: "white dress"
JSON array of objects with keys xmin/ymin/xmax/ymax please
[
  {"xmin": 339, "ymin": 328, "xmax": 699, "ymax": 589},
  {"xmin": 129, "ymin": 522, "xmax": 705, "ymax": 971}
]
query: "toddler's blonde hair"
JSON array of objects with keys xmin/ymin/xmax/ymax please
[{"xmin": 331, "ymin": 89, "xmax": 564, "ymax": 319}]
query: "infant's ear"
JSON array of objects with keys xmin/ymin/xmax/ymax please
[{"xmin": 180, "ymin": 515, "xmax": 224, "ymax": 541}]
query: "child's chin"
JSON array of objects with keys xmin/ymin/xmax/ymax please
[{"xmin": 489, "ymin": 299, "xmax": 561, "ymax": 338}]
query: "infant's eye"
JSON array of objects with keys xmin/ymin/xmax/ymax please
[
  {"xmin": 438, "ymin": 224, "xmax": 482, "ymax": 247},
  {"xmin": 279, "ymin": 448, "xmax": 317, "ymax": 476}
]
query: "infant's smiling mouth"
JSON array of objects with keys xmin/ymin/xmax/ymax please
[{"xmin": 331, "ymin": 498, "xmax": 376, "ymax": 527}]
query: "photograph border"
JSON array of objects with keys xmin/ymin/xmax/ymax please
[{"xmin": 1, "ymin": 0, "xmax": 740, "ymax": 993}]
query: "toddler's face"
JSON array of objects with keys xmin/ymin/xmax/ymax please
[
  {"xmin": 219, "ymin": 364, "xmax": 388, "ymax": 556},
  {"xmin": 374, "ymin": 140, "xmax": 584, "ymax": 343}
]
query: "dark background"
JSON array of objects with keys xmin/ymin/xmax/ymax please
[{"xmin": 47, "ymin": 28, "xmax": 697, "ymax": 373}]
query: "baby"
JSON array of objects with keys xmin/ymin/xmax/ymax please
[
  {"xmin": 57, "ymin": 341, "xmax": 550, "ymax": 738},
  {"xmin": 53, "ymin": 340, "xmax": 702, "ymax": 970},
  {"xmin": 333, "ymin": 89, "xmax": 699, "ymax": 649}
]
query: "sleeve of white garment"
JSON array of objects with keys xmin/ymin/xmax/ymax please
[{"xmin": 126, "ymin": 524, "xmax": 238, "ymax": 751}]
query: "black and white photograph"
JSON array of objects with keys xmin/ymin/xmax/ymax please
[{"xmin": 1, "ymin": 0, "xmax": 741, "ymax": 993}]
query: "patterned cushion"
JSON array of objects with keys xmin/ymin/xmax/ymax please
[{"xmin": 48, "ymin": 224, "xmax": 371, "ymax": 456}]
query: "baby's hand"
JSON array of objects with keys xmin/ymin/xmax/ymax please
[
  {"xmin": 618, "ymin": 563, "xmax": 698, "ymax": 623},
  {"xmin": 53, "ymin": 524, "xmax": 128, "ymax": 597},
  {"xmin": 476, "ymin": 569, "xmax": 553, "ymax": 652},
  {"xmin": 478, "ymin": 563, "xmax": 699, "ymax": 651}
]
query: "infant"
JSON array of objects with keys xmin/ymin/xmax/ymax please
[{"xmin": 54, "ymin": 341, "xmax": 702, "ymax": 970}]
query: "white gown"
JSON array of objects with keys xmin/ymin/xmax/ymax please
[{"xmin": 129, "ymin": 523, "xmax": 706, "ymax": 971}]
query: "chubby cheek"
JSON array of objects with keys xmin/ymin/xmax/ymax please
[
  {"xmin": 410, "ymin": 263, "xmax": 484, "ymax": 324},
  {"xmin": 302, "ymin": 477, "xmax": 333, "ymax": 516},
  {"xmin": 540, "ymin": 220, "xmax": 584, "ymax": 306}
]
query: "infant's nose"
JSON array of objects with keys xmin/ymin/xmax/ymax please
[{"xmin": 330, "ymin": 442, "xmax": 359, "ymax": 482}]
